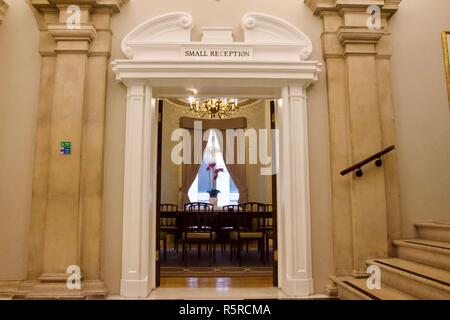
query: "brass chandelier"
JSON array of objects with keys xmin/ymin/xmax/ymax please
[{"xmin": 188, "ymin": 97, "xmax": 239, "ymax": 119}]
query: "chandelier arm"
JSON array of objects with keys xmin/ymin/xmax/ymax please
[{"xmin": 189, "ymin": 98, "xmax": 239, "ymax": 118}]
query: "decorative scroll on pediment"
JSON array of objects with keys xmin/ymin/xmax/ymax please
[
  {"xmin": 121, "ymin": 12, "xmax": 193, "ymax": 59},
  {"xmin": 242, "ymin": 12, "xmax": 313, "ymax": 59},
  {"xmin": 120, "ymin": 11, "xmax": 314, "ymax": 61}
]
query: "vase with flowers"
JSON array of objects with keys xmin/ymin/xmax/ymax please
[{"xmin": 206, "ymin": 162, "xmax": 224, "ymax": 207}]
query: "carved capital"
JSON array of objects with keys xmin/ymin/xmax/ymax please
[
  {"xmin": 31, "ymin": 0, "xmax": 128, "ymax": 57},
  {"xmin": 48, "ymin": 23, "xmax": 97, "ymax": 53},
  {"xmin": 305, "ymin": 0, "xmax": 401, "ymax": 19},
  {"xmin": 305, "ymin": 0, "xmax": 399, "ymax": 59},
  {"xmin": 337, "ymin": 27, "xmax": 384, "ymax": 44},
  {"xmin": 0, "ymin": 0, "xmax": 8, "ymax": 24},
  {"xmin": 337, "ymin": 27, "xmax": 384, "ymax": 55},
  {"xmin": 31, "ymin": 0, "xmax": 128, "ymax": 14}
]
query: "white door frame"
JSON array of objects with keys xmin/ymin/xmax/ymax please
[{"xmin": 113, "ymin": 12, "xmax": 321, "ymax": 298}]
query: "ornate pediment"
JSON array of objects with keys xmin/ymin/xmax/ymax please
[
  {"xmin": 241, "ymin": 12, "xmax": 313, "ymax": 59},
  {"xmin": 121, "ymin": 12, "xmax": 314, "ymax": 61},
  {"xmin": 121, "ymin": 12, "xmax": 194, "ymax": 58},
  {"xmin": 114, "ymin": 11, "xmax": 321, "ymax": 91}
]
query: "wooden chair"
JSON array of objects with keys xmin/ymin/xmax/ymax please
[
  {"xmin": 223, "ymin": 204, "xmax": 242, "ymax": 212},
  {"xmin": 259, "ymin": 204, "xmax": 274, "ymax": 261},
  {"xmin": 239, "ymin": 202, "xmax": 265, "ymax": 212},
  {"xmin": 160, "ymin": 204, "xmax": 180, "ymax": 258},
  {"xmin": 180, "ymin": 202, "xmax": 216, "ymax": 264},
  {"xmin": 160, "ymin": 231, "xmax": 168, "ymax": 261},
  {"xmin": 161, "ymin": 203, "xmax": 178, "ymax": 212},
  {"xmin": 217, "ymin": 205, "xmax": 243, "ymax": 252},
  {"xmin": 258, "ymin": 203, "xmax": 273, "ymax": 231},
  {"xmin": 229, "ymin": 209, "xmax": 268, "ymax": 266},
  {"xmin": 184, "ymin": 202, "xmax": 214, "ymax": 211},
  {"xmin": 238, "ymin": 202, "xmax": 267, "ymax": 253}
]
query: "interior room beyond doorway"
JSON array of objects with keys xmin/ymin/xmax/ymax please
[{"xmin": 158, "ymin": 98, "xmax": 277, "ymax": 288}]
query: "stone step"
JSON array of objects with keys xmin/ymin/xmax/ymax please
[
  {"xmin": 415, "ymin": 222, "xmax": 450, "ymax": 243},
  {"xmin": 367, "ymin": 258, "xmax": 450, "ymax": 300},
  {"xmin": 332, "ymin": 276, "xmax": 417, "ymax": 300},
  {"xmin": 0, "ymin": 281, "xmax": 20, "ymax": 298},
  {"xmin": 12, "ymin": 280, "xmax": 108, "ymax": 300},
  {"xmin": 393, "ymin": 239, "xmax": 450, "ymax": 271}
]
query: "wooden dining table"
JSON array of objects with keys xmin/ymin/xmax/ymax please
[
  {"xmin": 160, "ymin": 209, "xmax": 273, "ymax": 220},
  {"xmin": 159, "ymin": 209, "xmax": 274, "ymax": 263},
  {"xmin": 160, "ymin": 209, "xmax": 273, "ymax": 232}
]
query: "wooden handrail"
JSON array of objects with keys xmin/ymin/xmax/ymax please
[{"xmin": 340, "ymin": 145, "xmax": 395, "ymax": 177}]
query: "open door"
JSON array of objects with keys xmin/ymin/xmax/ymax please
[
  {"xmin": 270, "ymin": 100, "xmax": 278, "ymax": 287},
  {"xmin": 155, "ymin": 99, "xmax": 163, "ymax": 287}
]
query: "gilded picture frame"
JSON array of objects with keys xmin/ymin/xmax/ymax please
[{"xmin": 442, "ymin": 31, "xmax": 450, "ymax": 108}]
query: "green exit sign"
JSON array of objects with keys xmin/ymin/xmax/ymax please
[{"xmin": 60, "ymin": 141, "xmax": 72, "ymax": 155}]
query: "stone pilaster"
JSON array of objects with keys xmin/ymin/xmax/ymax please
[
  {"xmin": 0, "ymin": 0, "xmax": 8, "ymax": 24},
  {"xmin": 305, "ymin": 0, "xmax": 402, "ymax": 278},
  {"xmin": 20, "ymin": 0, "xmax": 128, "ymax": 299}
]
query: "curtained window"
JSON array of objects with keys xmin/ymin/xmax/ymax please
[
  {"xmin": 188, "ymin": 131, "xmax": 239, "ymax": 206},
  {"xmin": 179, "ymin": 116, "xmax": 248, "ymax": 206}
]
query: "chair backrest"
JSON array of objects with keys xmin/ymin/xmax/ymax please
[
  {"xmin": 257, "ymin": 204, "xmax": 273, "ymax": 227},
  {"xmin": 217, "ymin": 205, "xmax": 241, "ymax": 229},
  {"xmin": 160, "ymin": 204, "xmax": 178, "ymax": 227},
  {"xmin": 222, "ymin": 205, "xmax": 242, "ymax": 212},
  {"xmin": 180, "ymin": 210, "xmax": 216, "ymax": 233},
  {"xmin": 239, "ymin": 202, "xmax": 265, "ymax": 212},
  {"xmin": 237, "ymin": 202, "xmax": 269, "ymax": 231},
  {"xmin": 160, "ymin": 204, "xmax": 178, "ymax": 212},
  {"xmin": 230, "ymin": 211, "xmax": 267, "ymax": 233},
  {"xmin": 257, "ymin": 203, "xmax": 272, "ymax": 212},
  {"xmin": 184, "ymin": 202, "xmax": 213, "ymax": 212}
]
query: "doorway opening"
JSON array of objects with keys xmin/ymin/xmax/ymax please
[
  {"xmin": 115, "ymin": 11, "xmax": 319, "ymax": 297},
  {"xmin": 155, "ymin": 98, "xmax": 278, "ymax": 289}
]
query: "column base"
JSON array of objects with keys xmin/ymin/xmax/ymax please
[
  {"xmin": 11, "ymin": 280, "xmax": 108, "ymax": 300},
  {"xmin": 120, "ymin": 278, "xmax": 151, "ymax": 298},
  {"xmin": 281, "ymin": 277, "xmax": 314, "ymax": 297},
  {"xmin": 325, "ymin": 279, "xmax": 339, "ymax": 297},
  {"xmin": 0, "ymin": 280, "xmax": 20, "ymax": 298}
]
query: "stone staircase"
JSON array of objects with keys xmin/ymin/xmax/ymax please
[{"xmin": 333, "ymin": 222, "xmax": 450, "ymax": 300}]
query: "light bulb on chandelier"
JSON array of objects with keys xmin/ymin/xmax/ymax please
[{"xmin": 189, "ymin": 97, "xmax": 239, "ymax": 119}]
